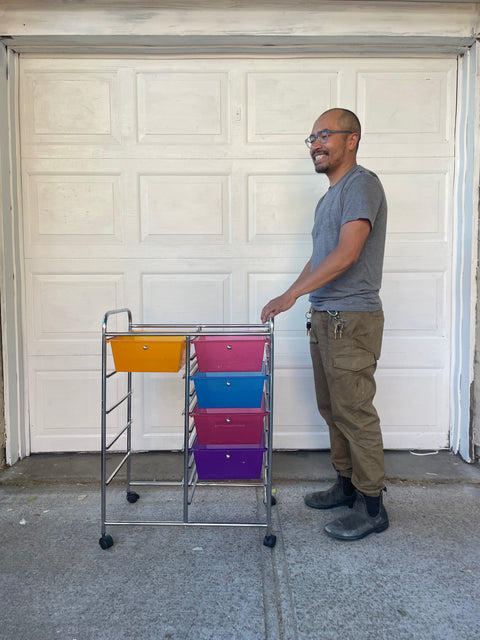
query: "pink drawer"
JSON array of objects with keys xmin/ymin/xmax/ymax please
[
  {"xmin": 194, "ymin": 335, "xmax": 266, "ymax": 372},
  {"xmin": 192, "ymin": 405, "xmax": 266, "ymax": 445}
]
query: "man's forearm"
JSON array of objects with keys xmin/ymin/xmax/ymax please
[{"xmin": 289, "ymin": 249, "xmax": 353, "ymax": 299}]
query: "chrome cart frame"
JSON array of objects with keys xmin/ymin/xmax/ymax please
[{"xmin": 100, "ymin": 308, "xmax": 276, "ymax": 549}]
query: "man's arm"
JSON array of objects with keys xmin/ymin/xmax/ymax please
[{"xmin": 260, "ymin": 219, "xmax": 371, "ymax": 322}]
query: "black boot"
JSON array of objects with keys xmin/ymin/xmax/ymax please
[
  {"xmin": 323, "ymin": 489, "xmax": 388, "ymax": 540},
  {"xmin": 304, "ymin": 473, "xmax": 356, "ymax": 510}
]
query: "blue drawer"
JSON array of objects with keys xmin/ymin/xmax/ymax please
[{"xmin": 192, "ymin": 367, "xmax": 267, "ymax": 408}]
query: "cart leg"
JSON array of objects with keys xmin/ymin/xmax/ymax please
[
  {"xmin": 125, "ymin": 371, "xmax": 139, "ymax": 504},
  {"xmin": 263, "ymin": 321, "xmax": 276, "ymax": 549},
  {"xmin": 183, "ymin": 338, "xmax": 192, "ymax": 523},
  {"xmin": 100, "ymin": 326, "xmax": 112, "ymax": 550}
]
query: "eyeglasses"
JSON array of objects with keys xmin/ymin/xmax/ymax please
[{"xmin": 305, "ymin": 129, "xmax": 354, "ymax": 148}]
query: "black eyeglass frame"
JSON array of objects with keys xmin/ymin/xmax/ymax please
[{"xmin": 305, "ymin": 129, "xmax": 355, "ymax": 148}]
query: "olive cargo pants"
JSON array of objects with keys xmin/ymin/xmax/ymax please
[{"xmin": 309, "ymin": 309, "xmax": 385, "ymax": 497}]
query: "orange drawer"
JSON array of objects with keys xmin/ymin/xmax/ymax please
[{"xmin": 108, "ymin": 335, "xmax": 186, "ymax": 372}]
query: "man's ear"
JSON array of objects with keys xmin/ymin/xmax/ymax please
[{"xmin": 348, "ymin": 132, "xmax": 360, "ymax": 151}]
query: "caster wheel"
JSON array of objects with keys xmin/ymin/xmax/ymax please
[
  {"xmin": 263, "ymin": 534, "xmax": 277, "ymax": 548},
  {"xmin": 99, "ymin": 534, "xmax": 114, "ymax": 550},
  {"xmin": 126, "ymin": 491, "xmax": 139, "ymax": 503},
  {"xmin": 271, "ymin": 495, "xmax": 277, "ymax": 506}
]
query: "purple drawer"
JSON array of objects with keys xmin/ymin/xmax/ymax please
[{"xmin": 192, "ymin": 441, "xmax": 266, "ymax": 480}]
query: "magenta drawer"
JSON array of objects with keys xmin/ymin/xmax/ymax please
[
  {"xmin": 194, "ymin": 335, "xmax": 266, "ymax": 372},
  {"xmin": 192, "ymin": 405, "xmax": 266, "ymax": 445},
  {"xmin": 193, "ymin": 441, "xmax": 266, "ymax": 480}
]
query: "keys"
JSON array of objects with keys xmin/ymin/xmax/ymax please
[
  {"xmin": 327, "ymin": 310, "xmax": 345, "ymax": 339},
  {"xmin": 305, "ymin": 308, "xmax": 312, "ymax": 336},
  {"xmin": 333, "ymin": 316, "xmax": 345, "ymax": 339},
  {"xmin": 307, "ymin": 309, "xmax": 345, "ymax": 338}
]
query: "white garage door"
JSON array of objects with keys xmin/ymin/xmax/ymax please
[{"xmin": 19, "ymin": 56, "xmax": 457, "ymax": 452}]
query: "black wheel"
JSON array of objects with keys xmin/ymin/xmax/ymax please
[
  {"xmin": 99, "ymin": 534, "xmax": 114, "ymax": 550},
  {"xmin": 126, "ymin": 491, "xmax": 140, "ymax": 503},
  {"xmin": 263, "ymin": 534, "xmax": 277, "ymax": 548},
  {"xmin": 271, "ymin": 495, "xmax": 277, "ymax": 506}
]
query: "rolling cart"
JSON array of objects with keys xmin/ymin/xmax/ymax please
[{"xmin": 99, "ymin": 308, "xmax": 277, "ymax": 550}]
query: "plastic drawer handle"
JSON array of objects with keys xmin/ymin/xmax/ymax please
[
  {"xmin": 226, "ymin": 454, "xmax": 231, "ymax": 459},
  {"xmin": 143, "ymin": 345, "xmax": 148, "ymax": 350},
  {"xmin": 226, "ymin": 418, "xmax": 231, "ymax": 423},
  {"xmin": 226, "ymin": 381, "xmax": 231, "ymax": 386},
  {"xmin": 227, "ymin": 344, "xmax": 232, "ymax": 350}
]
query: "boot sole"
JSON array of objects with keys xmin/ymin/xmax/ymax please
[
  {"xmin": 324, "ymin": 520, "xmax": 389, "ymax": 541},
  {"xmin": 304, "ymin": 496, "xmax": 356, "ymax": 510}
]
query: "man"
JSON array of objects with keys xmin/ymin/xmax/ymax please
[{"xmin": 261, "ymin": 108, "xmax": 388, "ymax": 541}]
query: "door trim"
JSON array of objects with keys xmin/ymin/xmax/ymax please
[
  {"xmin": 451, "ymin": 42, "xmax": 479, "ymax": 462},
  {"xmin": 0, "ymin": 45, "xmax": 28, "ymax": 464}
]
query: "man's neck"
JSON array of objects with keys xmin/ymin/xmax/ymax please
[{"xmin": 328, "ymin": 161, "xmax": 358, "ymax": 187}]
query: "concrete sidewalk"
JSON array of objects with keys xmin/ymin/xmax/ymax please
[{"xmin": 1, "ymin": 451, "xmax": 480, "ymax": 640}]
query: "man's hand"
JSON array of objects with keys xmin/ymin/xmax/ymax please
[{"xmin": 261, "ymin": 290, "xmax": 297, "ymax": 323}]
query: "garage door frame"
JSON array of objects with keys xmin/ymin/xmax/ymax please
[{"xmin": 1, "ymin": 36, "xmax": 478, "ymax": 464}]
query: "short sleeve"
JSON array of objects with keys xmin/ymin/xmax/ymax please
[{"xmin": 340, "ymin": 171, "xmax": 385, "ymax": 229}]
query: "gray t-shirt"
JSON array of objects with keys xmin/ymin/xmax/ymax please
[{"xmin": 309, "ymin": 165, "xmax": 387, "ymax": 312}]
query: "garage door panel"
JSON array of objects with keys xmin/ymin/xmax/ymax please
[
  {"xmin": 29, "ymin": 357, "xmax": 124, "ymax": 453},
  {"xmin": 356, "ymin": 63, "xmax": 456, "ymax": 156},
  {"xmin": 137, "ymin": 71, "xmax": 230, "ymax": 145},
  {"xmin": 142, "ymin": 272, "xmax": 232, "ymax": 325},
  {"xmin": 384, "ymin": 249, "xmax": 450, "ymax": 270},
  {"xmin": 271, "ymin": 369, "xmax": 328, "ymax": 449},
  {"xmin": 382, "ymin": 271, "xmax": 447, "ymax": 334},
  {"xmin": 247, "ymin": 71, "xmax": 338, "ymax": 144},
  {"xmin": 139, "ymin": 173, "xmax": 230, "ymax": 242},
  {"xmin": 248, "ymin": 172, "xmax": 328, "ymax": 243},
  {"xmin": 376, "ymin": 370, "xmax": 448, "ymax": 430},
  {"xmin": 382, "ymin": 172, "xmax": 449, "ymax": 239},
  {"xmin": 21, "ymin": 70, "xmax": 122, "ymax": 145},
  {"xmin": 381, "ymin": 336, "xmax": 448, "ymax": 369},
  {"xmin": 382, "ymin": 431, "xmax": 449, "ymax": 450},
  {"xmin": 134, "ymin": 373, "xmax": 187, "ymax": 450},
  {"xmin": 27, "ymin": 272, "xmax": 124, "ymax": 356},
  {"xmin": 271, "ymin": 368, "xmax": 450, "ymax": 450},
  {"xmin": 248, "ymin": 272, "xmax": 307, "ymax": 332},
  {"xmin": 249, "ymin": 272, "xmax": 311, "ymax": 368},
  {"xmin": 24, "ymin": 171, "xmax": 123, "ymax": 247},
  {"xmin": 366, "ymin": 157, "xmax": 453, "ymax": 242}
]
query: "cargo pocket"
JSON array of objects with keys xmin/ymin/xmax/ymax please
[
  {"xmin": 331, "ymin": 352, "xmax": 378, "ymax": 410},
  {"xmin": 333, "ymin": 353, "xmax": 376, "ymax": 372}
]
